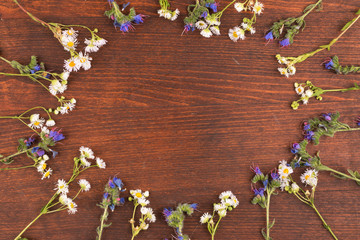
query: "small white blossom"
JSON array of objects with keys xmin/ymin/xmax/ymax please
[
  {"xmin": 78, "ymin": 179, "xmax": 91, "ymax": 192},
  {"xmin": 41, "ymin": 168, "xmax": 53, "ymax": 180},
  {"xmin": 79, "ymin": 146, "xmax": 95, "ymax": 159},
  {"xmin": 46, "ymin": 119, "xmax": 56, "ymax": 127},
  {"xmin": 67, "ymin": 200, "xmax": 78, "ymax": 214},
  {"xmin": 301, "ymin": 169, "xmax": 318, "ymax": 187},
  {"xmin": 196, "ymin": 20, "xmax": 208, "ymax": 30},
  {"xmin": 234, "ymin": 2, "xmax": 245, "ymax": 12},
  {"xmin": 55, "ymin": 179, "xmax": 69, "ymax": 194},
  {"xmin": 200, "ymin": 212, "xmax": 212, "ymax": 224},
  {"xmin": 29, "ymin": 114, "xmax": 45, "ymax": 129},
  {"xmin": 200, "ymin": 28, "xmax": 213, "ymax": 38},
  {"xmin": 96, "ymin": 157, "xmax": 106, "ymax": 169}
]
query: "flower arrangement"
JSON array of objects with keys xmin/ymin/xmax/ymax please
[
  {"xmin": 276, "ymin": 8, "xmax": 360, "ymax": 77},
  {"xmin": 158, "ymin": 0, "xmax": 180, "ymax": 21},
  {"xmin": 183, "ymin": 0, "xmax": 234, "ymax": 38},
  {"xmin": 105, "ymin": 0, "xmax": 146, "ymax": 33},
  {"xmin": 128, "ymin": 189, "xmax": 156, "ymax": 240},
  {"xmin": 265, "ymin": 0, "xmax": 322, "ymax": 46},
  {"xmin": 228, "ymin": 0, "xmax": 264, "ymax": 42},
  {"xmin": 200, "ymin": 191, "xmax": 238, "ymax": 240},
  {"xmin": 291, "ymin": 81, "xmax": 360, "ymax": 110},
  {"xmin": 163, "ymin": 203, "xmax": 198, "ymax": 240},
  {"xmin": 96, "ymin": 176, "xmax": 126, "ymax": 240},
  {"xmin": 14, "ymin": 147, "xmax": 105, "ymax": 240},
  {"xmin": 324, "ymin": 55, "xmax": 360, "ymax": 74},
  {"xmin": 251, "ymin": 165, "xmax": 280, "ymax": 240}
]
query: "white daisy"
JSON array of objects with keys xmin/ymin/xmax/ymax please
[
  {"xmin": 59, "ymin": 194, "xmax": 69, "ymax": 205},
  {"xmin": 42, "ymin": 154, "xmax": 49, "ymax": 161},
  {"xmin": 278, "ymin": 67, "xmax": 289, "ymax": 77},
  {"xmin": 214, "ymin": 203, "xmax": 225, "ymax": 211},
  {"xmin": 78, "ymin": 179, "xmax": 91, "ymax": 192},
  {"xmin": 46, "ymin": 119, "xmax": 56, "ymax": 127},
  {"xmin": 302, "ymin": 94, "xmax": 309, "ymax": 105},
  {"xmin": 78, "ymin": 52, "xmax": 92, "ymax": 71},
  {"xmin": 280, "ymin": 178, "xmax": 290, "ymax": 191},
  {"xmin": 300, "ymin": 169, "xmax": 318, "ymax": 187},
  {"xmin": 205, "ymin": 16, "xmax": 220, "ymax": 26},
  {"xmin": 228, "ymin": 27, "xmax": 245, "ymax": 42},
  {"xmin": 230, "ymin": 195, "xmax": 239, "ymax": 208},
  {"xmin": 79, "ymin": 146, "xmax": 95, "ymax": 159},
  {"xmin": 295, "ymin": 85, "xmax": 304, "ymax": 95},
  {"xmin": 219, "ymin": 191, "xmax": 234, "ymax": 200},
  {"xmin": 305, "ymin": 89, "xmax": 313, "ymax": 97},
  {"xmin": 29, "ymin": 114, "xmax": 45, "ymax": 129},
  {"xmin": 170, "ymin": 9, "xmax": 180, "ymax": 21},
  {"xmin": 55, "ymin": 179, "xmax": 69, "ymax": 194},
  {"xmin": 164, "ymin": 11, "xmax": 172, "ymax": 19},
  {"xmin": 70, "ymin": 98, "xmax": 77, "ymax": 104},
  {"xmin": 200, "ymin": 212, "xmax": 212, "ymax": 224},
  {"xmin": 252, "ymin": 2, "xmax": 264, "ymax": 15},
  {"xmin": 41, "ymin": 168, "xmax": 53, "ymax": 180},
  {"xmin": 157, "ymin": 9, "xmax": 165, "ymax": 17},
  {"xmin": 234, "ymin": 2, "xmax": 245, "ymax": 12},
  {"xmin": 218, "ymin": 209, "xmax": 227, "ymax": 217},
  {"xmin": 288, "ymin": 66, "xmax": 296, "ymax": 75},
  {"xmin": 61, "ymin": 36, "xmax": 78, "ymax": 52},
  {"xmin": 278, "ymin": 160, "xmax": 293, "ymax": 179},
  {"xmin": 130, "ymin": 189, "xmax": 147, "ymax": 200},
  {"xmin": 60, "ymin": 102, "xmax": 76, "ymax": 115},
  {"xmin": 67, "ymin": 200, "xmax": 78, "ymax": 214},
  {"xmin": 138, "ymin": 198, "xmax": 150, "ymax": 206},
  {"xmin": 278, "ymin": 57, "xmax": 288, "ymax": 65},
  {"xmin": 96, "ymin": 157, "xmax": 106, "ymax": 169},
  {"xmin": 93, "ymin": 38, "xmax": 107, "ymax": 48},
  {"xmin": 80, "ymin": 156, "xmax": 91, "ymax": 167},
  {"xmin": 210, "ymin": 26, "xmax": 220, "ymax": 35},
  {"xmin": 200, "ymin": 28, "xmax": 213, "ymax": 38},
  {"xmin": 62, "ymin": 28, "xmax": 78, "ymax": 38},
  {"xmin": 196, "ymin": 20, "xmax": 208, "ymax": 30},
  {"xmin": 37, "ymin": 160, "xmax": 47, "ymax": 173},
  {"xmin": 84, "ymin": 39, "xmax": 99, "ymax": 53},
  {"xmin": 41, "ymin": 126, "xmax": 50, "ymax": 134},
  {"xmin": 60, "ymin": 72, "xmax": 70, "ymax": 81},
  {"xmin": 64, "ymin": 57, "xmax": 81, "ymax": 72}
]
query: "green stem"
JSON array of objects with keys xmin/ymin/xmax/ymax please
[
  {"xmin": 318, "ymin": 165, "xmax": 360, "ymax": 183},
  {"xmin": 0, "ymin": 148, "xmax": 34, "ymax": 164},
  {"xmin": 311, "ymin": 203, "xmax": 338, "ymax": 240},
  {"xmin": 14, "ymin": 212, "xmax": 44, "ymax": 240},
  {"xmin": 13, "ymin": 0, "xmax": 49, "ymax": 27},
  {"xmin": 0, "ymin": 164, "xmax": 35, "ymax": 171},
  {"xmin": 299, "ymin": 0, "xmax": 322, "ymax": 20},
  {"xmin": 130, "ymin": 203, "xmax": 139, "ymax": 240},
  {"xmin": 97, "ymin": 205, "xmax": 109, "ymax": 240},
  {"xmin": 211, "ymin": 216, "xmax": 223, "ymax": 240},
  {"xmin": 265, "ymin": 190, "xmax": 272, "ymax": 240}
]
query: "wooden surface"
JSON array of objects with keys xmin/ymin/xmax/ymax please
[{"xmin": 0, "ymin": 0, "xmax": 360, "ymax": 239}]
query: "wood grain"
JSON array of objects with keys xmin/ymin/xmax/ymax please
[{"xmin": 0, "ymin": 0, "xmax": 360, "ymax": 239}]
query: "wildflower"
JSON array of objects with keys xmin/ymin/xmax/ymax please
[
  {"xmin": 93, "ymin": 38, "xmax": 107, "ymax": 48},
  {"xmin": 133, "ymin": 14, "xmax": 146, "ymax": 24},
  {"xmin": 64, "ymin": 57, "xmax": 80, "ymax": 72},
  {"xmin": 279, "ymin": 38, "xmax": 290, "ymax": 47},
  {"xmin": 324, "ymin": 58, "xmax": 334, "ymax": 70},
  {"xmin": 37, "ymin": 160, "xmax": 47, "ymax": 173},
  {"xmin": 252, "ymin": 2, "xmax": 264, "ymax": 15},
  {"xmin": 29, "ymin": 114, "xmax": 45, "ymax": 129},
  {"xmin": 84, "ymin": 39, "xmax": 100, "ymax": 53},
  {"xmin": 49, "ymin": 80, "xmax": 67, "ymax": 96},
  {"xmin": 78, "ymin": 52, "xmax": 92, "ymax": 71},
  {"xmin": 291, "ymin": 183, "xmax": 300, "ymax": 192},
  {"xmin": 288, "ymin": 66, "xmax": 296, "ymax": 75},
  {"xmin": 170, "ymin": 9, "xmax": 180, "ymax": 21},
  {"xmin": 265, "ymin": 31, "xmax": 274, "ymax": 41},
  {"xmin": 96, "ymin": 157, "xmax": 106, "ymax": 169},
  {"xmin": 253, "ymin": 187, "xmax": 265, "ymax": 197},
  {"xmin": 278, "ymin": 67, "xmax": 289, "ymax": 77},
  {"xmin": 55, "ymin": 179, "xmax": 69, "ymax": 194},
  {"xmin": 228, "ymin": 27, "xmax": 245, "ymax": 42},
  {"xmin": 200, "ymin": 212, "xmax": 212, "ymax": 224},
  {"xmin": 46, "ymin": 119, "xmax": 56, "ymax": 127},
  {"xmin": 251, "ymin": 165, "xmax": 262, "ymax": 175},
  {"xmin": 60, "ymin": 102, "xmax": 75, "ymax": 114},
  {"xmin": 79, "ymin": 146, "xmax": 95, "ymax": 159},
  {"xmin": 59, "ymin": 194, "xmax": 69, "ymax": 205},
  {"xmin": 278, "ymin": 160, "xmax": 293, "ymax": 179},
  {"xmin": 41, "ymin": 168, "xmax": 53, "ymax": 180},
  {"xmin": 78, "ymin": 179, "xmax": 91, "ymax": 192},
  {"xmin": 278, "ymin": 57, "xmax": 288, "ymax": 65},
  {"xmin": 49, "ymin": 129, "xmax": 65, "ymax": 142},
  {"xmin": 80, "ymin": 156, "xmax": 91, "ymax": 167},
  {"xmin": 205, "ymin": 15, "xmax": 220, "ymax": 26},
  {"xmin": 234, "ymin": 2, "xmax": 244, "ymax": 12},
  {"xmin": 67, "ymin": 200, "xmax": 78, "ymax": 214},
  {"xmin": 294, "ymin": 83, "xmax": 304, "ymax": 95},
  {"xmin": 200, "ymin": 28, "xmax": 213, "ymax": 38},
  {"xmin": 195, "ymin": 20, "xmax": 207, "ymax": 30},
  {"xmin": 300, "ymin": 169, "xmax": 318, "ymax": 187},
  {"xmin": 62, "ymin": 28, "xmax": 78, "ymax": 38},
  {"xmin": 291, "ymin": 143, "xmax": 300, "ymax": 154},
  {"xmin": 61, "ymin": 36, "xmax": 78, "ymax": 51},
  {"xmin": 210, "ymin": 26, "xmax": 220, "ymax": 35}
]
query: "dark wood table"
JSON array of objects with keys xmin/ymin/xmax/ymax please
[{"xmin": 0, "ymin": 0, "xmax": 359, "ymax": 239}]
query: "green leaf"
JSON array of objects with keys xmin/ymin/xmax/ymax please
[
  {"xmin": 330, "ymin": 172, "xmax": 347, "ymax": 179},
  {"xmin": 261, "ymin": 228, "xmax": 267, "ymax": 239},
  {"xmin": 356, "ymin": 9, "xmax": 360, "ymax": 15},
  {"xmin": 269, "ymin": 218, "xmax": 276, "ymax": 229},
  {"xmin": 341, "ymin": 19, "xmax": 355, "ymax": 31}
]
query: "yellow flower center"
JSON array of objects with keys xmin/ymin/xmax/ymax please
[
  {"xmin": 233, "ymin": 32, "xmax": 238, "ymax": 38},
  {"xmin": 67, "ymin": 30, "xmax": 73, "ymax": 35},
  {"xmin": 34, "ymin": 121, "xmax": 40, "ymax": 126},
  {"xmin": 283, "ymin": 168, "xmax": 289, "ymax": 174},
  {"xmin": 69, "ymin": 61, "xmax": 76, "ymax": 67},
  {"xmin": 44, "ymin": 171, "xmax": 50, "ymax": 177},
  {"xmin": 42, "ymin": 163, "xmax": 47, "ymax": 170},
  {"xmin": 305, "ymin": 175, "xmax": 310, "ymax": 180},
  {"xmin": 80, "ymin": 58, "xmax": 86, "ymax": 63},
  {"xmin": 255, "ymin": 6, "xmax": 261, "ymax": 12},
  {"xmin": 135, "ymin": 193, "xmax": 142, "ymax": 198},
  {"xmin": 67, "ymin": 42, "xmax": 74, "ymax": 47},
  {"xmin": 70, "ymin": 202, "xmax": 74, "ymax": 208},
  {"xmin": 59, "ymin": 185, "xmax": 64, "ymax": 189}
]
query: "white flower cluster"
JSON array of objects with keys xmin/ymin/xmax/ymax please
[
  {"xmin": 200, "ymin": 191, "xmax": 238, "ymax": 224},
  {"xmin": 158, "ymin": 8, "xmax": 180, "ymax": 21},
  {"xmin": 130, "ymin": 189, "xmax": 156, "ymax": 231},
  {"xmin": 294, "ymin": 83, "xmax": 314, "ymax": 105},
  {"xmin": 300, "ymin": 169, "xmax": 318, "ymax": 187},
  {"xmin": 53, "ymin": 98, "xmax": 77, "ymax": 115},
  {"xmin": 78, "ymin": 146, "xmax": 106, "ymax": 169},
  {"xmin": 35, "ymin": 154, "xmax": 53, "ymax": 180},
  {"xmin": 278, "ymin": 160, "xmax": 294, "ymax": 190},
  {"xmin": 198, "ymin": 16, "xmax": 221, "ymax": 38},
  {"xmin": 28, "ymin": 114, "xmax": 56, "ymax": 129},
  {"xmin": 229, "ymin": 1, "xmax": 263, "ymax": 42},
  {"xmin": 277, "ymin": 56, "xmax": 296, "ymax": 77}
]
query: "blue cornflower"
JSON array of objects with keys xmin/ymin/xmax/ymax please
[
  {"xmin": 133, "ymin": 14, "xmax": 145, "ymax": 24},
  {"xmin": 322, "ymin": 113, "xmax": 332, "ymax": 121},
  {"xmin": 324, "ymin": 59, "xmax": 334, "ymax": 70},
  {"xmin": 279, "ymin": 38, "xmax": 291, "ymax": 47},
  {"xmin": 201, "ymin": 11, "xmax": 208, "ymax": 18},
  {"xmin": 113, "ymin": 177, "xmax": 124, "ymax": 190},
  {"xmin": 271, "ymin": 172, "xmax": 280, "ymax": 180},
  {"xmin": 291, "ymin": 143, "xmax": 300, "ymax": 154},
  {"xmin": 49, "ymin": 129, "xmax": 65, "ymax": 142},
  {"xmin": 264, "ymin": 31, "xmax": 274, "ymax": 41}
]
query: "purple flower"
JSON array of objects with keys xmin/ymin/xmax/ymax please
[
  {"xmin": 163, "ymin": 208, "xmax": 173, "ymax": 219},
  {"xmin": 122, "ymin": 2, "xmax": 130, "ymax": 10},
  {"xmin": 253, "ymin": 187, "xmax": 265, "ymax": 197},
  {"xmin": 25, "ymin": 137, "xmax": 36, "ymax": 147},
  {"xmin": 133, "ymin": 14, "xmax": 145, "ymax": 24},
  {"xmin": 262, "ymin": 179, "xmax": 268, "ymax": 189},
  {"xmin": 184, "ymin": 24, "xmax": 195, "ymax": 33},
  {"xmin": 190, "ymin": 203, "xmax": 198, "ymax": 210},
  {"xmin": 322, "ymin": 113, "xmax": 332, "ymax": 122},
  {"xmin": 265, "ymin": 31, "xmax": 274, "ymax": 41},
  {"xmin": 49, "ymin": 129, "xmax": 65, "ymax": 142},
  {"xmin": 304, "ymin": 161, "xmax": 311, "ymax": 167},
  {"xmin": 324, "ymin": 58, "xmax": 334, "ymax": 70},
  {"xmin": 201, "ymin": 11, "xmax": 208, "ymax": 18},
  {"xmin": 279, "ymin": 38, "xmax": 290, "ymax": 47},
  {"xmin": 113, "ymin": 177, "xmax": 124, "ymax": 190},
  {"xmin": 109, "ymin": 204, "xmax": 115, "ymax": 211},
  {"xmin": 303, "ymin": 123, "xmax": 311, "ymax": 131},
  {"xmin": 271, "ymin": 171, "xmax": 280, "ymax": 180},
  {"xmin": 103, "ymin": 192, "xmax": 109, "ymax": 199},
  {"xmin": 291, "ymin": 143, "xmax": 300, "ymax": 154},
  {"xmin": 208, "ymin": 3, "xmax": 219, "ymax": 12},
  {"xmin": 120, "ymin": 197, "xmax": 125, "ymax": 204},
  {"xmin": 304, "ymin": 131, "xmax": 315, "ymax": 141},
  {"xmin": 109, "ymin": 180, "xmax": 116, "ymax": 189},
  {"xmin": 251, "ymin": 164, "xmax": 262, "ymax": 175},
  {"xmin": 120, "ymin": 21, "xmax": 133, "ymax": 32}
]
